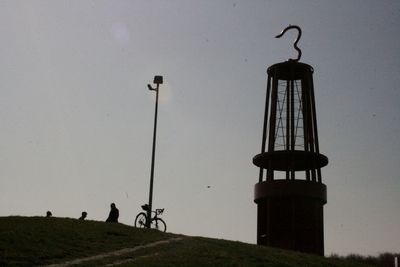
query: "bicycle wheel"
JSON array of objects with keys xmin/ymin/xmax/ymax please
[
  {"xmin": 134, "ymin": 212, "xmax": 147, "ymax": 228},
  {"xmin": 151, "ymin": 218, "xmax": 167, "ymax": 232}
]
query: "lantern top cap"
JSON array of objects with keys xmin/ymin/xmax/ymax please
[
  {"xmin": 267, "ymin": 61, "xmax": 313, "ymax": 80},
  {"xmin": 275, "ymin": 25, "xmax": 302, "ymax": 62}
]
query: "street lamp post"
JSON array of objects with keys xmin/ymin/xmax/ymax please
[{"xmin": 146, "ymin": 75, "xmax": 163, "ymax": 228}]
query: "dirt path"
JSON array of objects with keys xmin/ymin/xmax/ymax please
[{"xmin": 44, "ymin": 237, "xmax": 184, "ymax": 267}]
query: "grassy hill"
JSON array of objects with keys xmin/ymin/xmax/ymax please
[{"xmin": 0, "ymin": 216, "xmax": 374, "ymax": 267}]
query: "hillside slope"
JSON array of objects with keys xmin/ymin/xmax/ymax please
[{"xmin": 0, "ymin": 216, "xmax": 374, "ymax": 267}]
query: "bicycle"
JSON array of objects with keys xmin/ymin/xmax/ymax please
[{"xmin": 134, "ymin": 204, "xmax": 167, "ymax": 232}]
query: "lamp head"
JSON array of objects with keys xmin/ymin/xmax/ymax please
[{"xmin": 153, "ymin": 75, "xmax": 163, "ymax": 84}]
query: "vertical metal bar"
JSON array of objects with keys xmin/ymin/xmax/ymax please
[
  {"xmin": 301, "ymin": 79, "xmax": 310, "ymax": 181},
  {"xmin": 286, "ymin": 80, "xmax": 290, "ymax": 180},
  {"xmin": 267, "ymin": 74, "xmax": 279, "ymax": 181},
  {"xmin": 259, "ymin": 75, "xmax": 272, "ymax": 182},
  {"xmin": 286, "ymin": 80, "xmax": 290, "ymax": 151},
  {"xmin": 147, "ymin": 84, "xmax": 159, "ymax": 228},
  {"xmin": 309, "ymin": 73, "xmax": 322, "ymax": 182},
  {"xmin": 291, "ymin": 80, "xmax": 295, "ymax": 151},
  {"xmin": 304, "ymin": 76, "xmax": 316, "ymax": 182},
  {"xmin": 290, "ymin": 80, "xmax": 295, "ymax": 179}
]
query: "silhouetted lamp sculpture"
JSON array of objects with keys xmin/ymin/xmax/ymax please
[
  {"xmin": 147, "ymin": 75, "xmax": 163, "ymax": 228},
  {"xmin": 253, "ymin": 25, "xmax": 328, "ymax": 255}
]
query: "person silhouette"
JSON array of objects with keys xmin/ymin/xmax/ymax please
[
  {"xmin": 79, "ymin": 211, "xmax": 87, "ymax": 220},
  {"xmin": 46, "ymin": 211, "xmax": 52, "ymax": 217},
  {"xmin": 106, "ymin": 203, "xmax": 119, "ymax": 223}
]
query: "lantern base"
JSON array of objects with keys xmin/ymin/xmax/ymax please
[{"xmin": 254, "ymin": 180, "xmax": 326, "ymax": 255}]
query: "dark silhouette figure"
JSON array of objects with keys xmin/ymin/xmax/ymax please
[
  {"xmin": 46, "ymin": 211, "xmax": 52, "ymax": 217},
  {"xmin": 106, "ymin": 203, "xmax": 119, "ymax": 223},
  {"xmin": 79, "ymin": 211, "xmax": 87, "ymax": 220}
]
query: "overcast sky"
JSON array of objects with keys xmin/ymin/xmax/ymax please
[{"xmin": 0, "ymin": 0, "xmax": 399, "ymax": 256}]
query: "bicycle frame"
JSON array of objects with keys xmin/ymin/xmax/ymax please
[{"xmin": 135, "ymin": 205, "xmax": 166, "ymax": 232}]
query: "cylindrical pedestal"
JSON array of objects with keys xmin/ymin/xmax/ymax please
[{"xmin": 254, "ymin": 180, "xmax": 326, "ymax": 255}]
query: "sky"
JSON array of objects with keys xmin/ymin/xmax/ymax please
[{"xmin": 0, "ymin": 0, "xmax": 399, "ymax": 256}]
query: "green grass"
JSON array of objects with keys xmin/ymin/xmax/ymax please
[
  {"xmin": 106, "ymin": 237, "xmax": 376, "ymax": 267},
  {"xmin": 0, "ymin": 216, "xmax": 174, "ymax": 266},
  {"xmin": 0, "ymin": 216, "xmax": 375, "ymax": 267}
]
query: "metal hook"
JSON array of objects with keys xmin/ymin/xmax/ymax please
[{"xmin": 275, "ymin": 25, "xmax": 302, "ymax": 62}]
